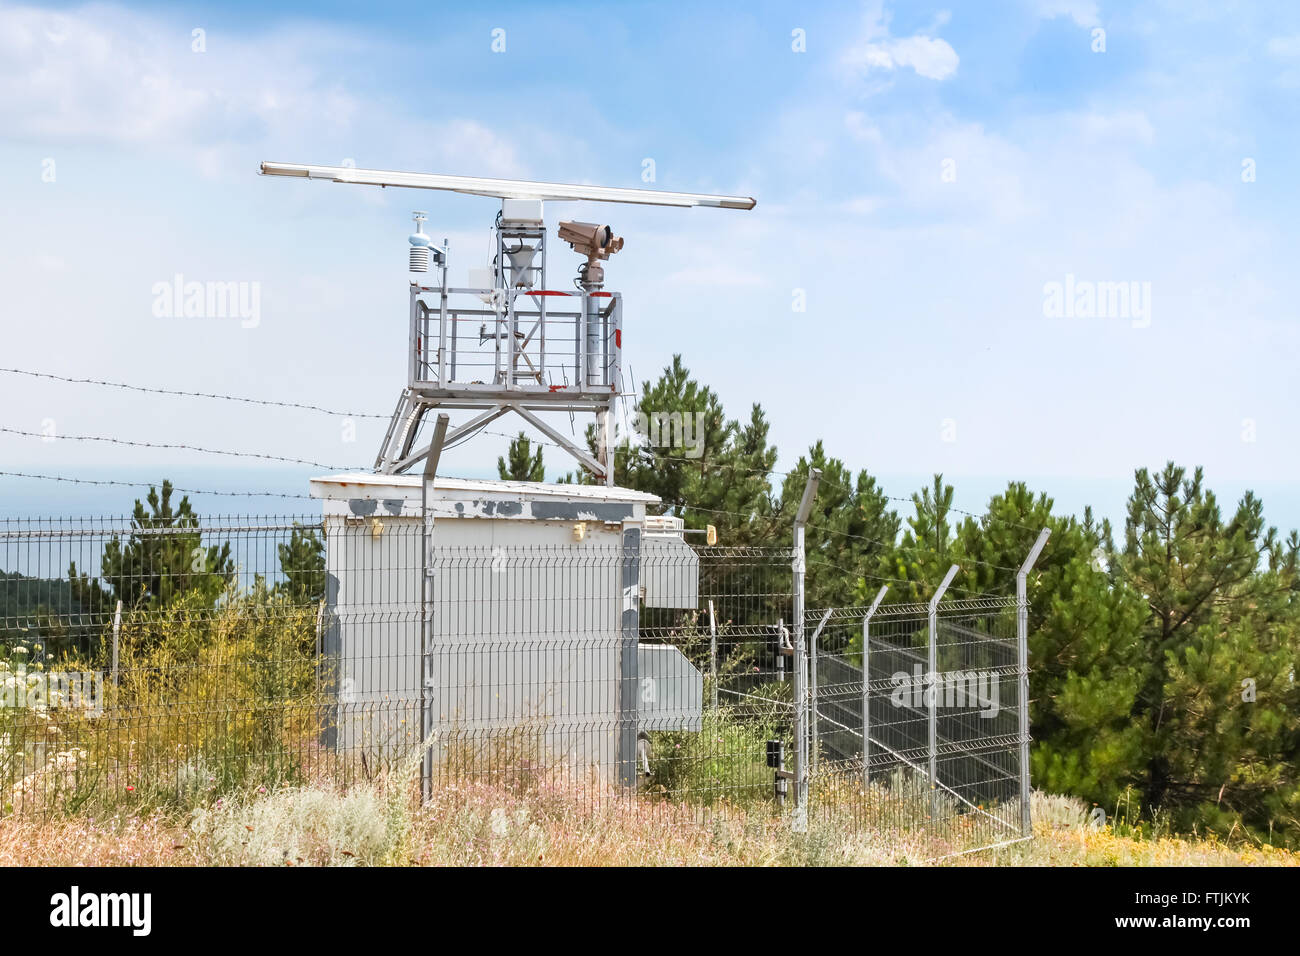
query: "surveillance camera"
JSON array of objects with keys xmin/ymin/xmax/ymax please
[
  {"xmin": 558, "ymin": 221, "xmax": 624, "ymax": 260},
  {"xmin": 559, "ymin": 220, "xmax": 624, "ymax": 289}
]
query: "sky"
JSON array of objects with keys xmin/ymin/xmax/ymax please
[{"xmin": 1, "ymin": 0, "xmax": 1298, "ymax": 529}]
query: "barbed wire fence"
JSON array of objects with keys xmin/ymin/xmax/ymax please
[
  {"xmin": 0, "ymin": 495, "xmax": 1048, "ymax": 859},
  {"xmin": 1, "ymin": 360, "xmax": 1053, "ymax": 856},
  {"xmin": 0, "ymin": 364, "xmax": 1050, "ymax": 537}
]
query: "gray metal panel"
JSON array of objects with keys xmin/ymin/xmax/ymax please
[
  {"xmin": 640, "ymin": 533, "xmax": 699, "ymax": 609},
  {"xmin": 636, "ymin": 644, "xmax": 702, "ymax": 732},
  {"xmin": 323, "ymin": 512, "xmax": 631, "ymax": 781}
]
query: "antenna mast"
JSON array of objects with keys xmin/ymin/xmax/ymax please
[{"xmin": 260, "ymin": 161, "xmax": 755, "ymax": 484}]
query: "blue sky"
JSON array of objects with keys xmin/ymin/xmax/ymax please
[{"xmin": 1, "ymin": 0, "xmax": 1298, "ymax": 528}]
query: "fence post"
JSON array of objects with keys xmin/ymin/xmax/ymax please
[
  {"xmin": 776, "ymin": 618, "xmax": 785, "ymax": 682},
  {"xmin": 809, "ymin": 608, "xmax": 832, "ymax": 776},
  {"xmin": 1016, "ymin": 528, "xmax": 1051, "ymax": 838},
  {"xmin": 861, "ymin": 585, "xmax": 888, "ymax": 788},
  {"xmin": 791, "ymin": 468, "xmax": 821, "ymax": 832},
  {"xmin": 111, "ymin": 599, "xmax": 122, "ymax": 690},
  {"xmin": 708, "ymin": 599, "xmax": 718, "ymax": 712},
  {"xmin": 618, "ymin": 525, "xmax": 642, "ymax": 788},
  {"xmin": 928, "ymin": 564, "xmax": 959, "ymax": 819},
  {"xmin": 420, "ymin": 413, "xmax": 450, "ymax": 804},
  {"xmin": 315, "ymin": 598, "xmax": 325, "ymax": 699}
]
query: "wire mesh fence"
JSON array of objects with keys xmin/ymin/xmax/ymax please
[
  {"xmin": 0, "ymin": 515, "xmax": 332, "ymax": 815},
  {"xmin": 808, "ymin": 598, "xmax": 1029, "ymax": 857},
  {"xmin": 0, "ymin": 512, "xmax": 1035, "ymax": 859}
]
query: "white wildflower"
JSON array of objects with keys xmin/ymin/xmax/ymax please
[{"xmin": 490, "ymin": 807, "xmax": 509, "ymax": 836}]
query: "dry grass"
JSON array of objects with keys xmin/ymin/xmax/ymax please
[
  {"xmin": 0, "ymin": 813, "xmax": 184, "ymax": 866},
  {"xmin": 979, "ymin": 824, "xmax": 1297, "ymax": 867},
  {"xmin": 2, "ymin": 780, "xmax": 1294, "ymax": 867}
]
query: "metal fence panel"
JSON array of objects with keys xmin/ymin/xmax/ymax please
[
  {"xmin": 1, "ymin": 512, "xmax": 1039, "ymax": 860},
  {"xmin": 807, "ymin": 598, "xmax": 1030, "ymax": 858}
]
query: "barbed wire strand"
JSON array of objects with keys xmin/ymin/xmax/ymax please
[
  {"xmin": 0, "ymin": 367, "xmax": 389, "ymax": 419},
  {"xmin": 0, "ymin": 426, "xmax": 358, "ymax": 471},
  {"xmin": 1, "ymin": 363, "xmax": 1045, "ymax": 534},
  {"xmin": 0, "ymin": 470, "xmax": 315, "ymax": 500}
]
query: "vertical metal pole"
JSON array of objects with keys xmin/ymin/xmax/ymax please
[
  {"xmin": 611, "ymin": 297, "xmax": 622, "ymax": 388},
  {"xmin": 1016, "ymin": 528, "xmax": 1051, "ymax": 838},
  {"xmin": 111, "ymin": 599, "xmax": 122, "ymax": 690},
  {"xmin": 861, "ymin": 586, "xmax": 888, "ymax": 788},
  {"xmin": 492, "ymin": 231, "xmax": 504, "ymax": 384},
  {"xmin": 776, "ymin": 619, "xmax": 785, "ymax": 683},
  {"xmin": 809, "ymin": 608, "xmax": 832, "ymax": 776},
  {"xmin": 492, "ymin": 254, "xmax": 503, "ymax": 384},
  {"xmin": 420, "ymin": 414, "xmax": 450, "ymax": 804},
  {"xmin": 791, "ymin": 468, "xmax": 821, "ymax": 832},
  {"xmin": 507, "ymin": 291, "xmax": 519, "ymax": 386},
  {"xmin": 708, "ymin": 599, "xmax": 718, "ymax": 712},
  {"xmin": 450, "ymin": 297, "xmax": 458, "ymax": 381},
  {"xmin": 538, "ymin": 230, "xmax": 547, "ymax": 373},
  {"xmin": 928, "ymin": 564, "xmax": 959, "ymax": 819},
  {"xmin": 408, "ymin": 287, "xmax": 420, "ymax": 386},
  {"xmin": 315, "ymin": 598, "xmax": 325, "ymax": 699},
  {"xmin": 602, "ymin": 407, "xmax": 615, "ymax": 488},
  {"xmin": 792, "ymin": 613, "xmax": 806, "ymax": 831},
  {"xmin": 618, "ymin": 525, "xmax": 642, "ymax": 787},
  {"xmin": 573, "ymin": 297, "xmax": 582, "ymax": 389},
  {"xmin": 438, "ymin": 242, "xmax": 449, "ymax": 384},
  {"xmin": 585, "ymin": 294, "xmax": 601, "ymax": 386},
  {"xmin": 578, "ymin": 292, "xmax": 589, "ymax": 388}
]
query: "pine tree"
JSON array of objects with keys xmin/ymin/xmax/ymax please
[
  {"xmin": 617, "ymin": 354, "xmax": 732, "ymax": 506},
  {"xmin": 497, "ymin": 432, "xmax": 545, "ymax": 482},
  {"xmin": 68, "ymin": 481, "xmax": 234, "ymax": 613},
  {"xmin": 953, "ymin": 483, "xmax": 1148, "ymax": 809},
  {"xmin": 277, "ymin": 522, "xmax": 326, "ymax": 605},
  {"xmin": 1118, "ymin": 462, "xmax": 1300, "ymax": 834},
  {"xmin": 775, "ymin": 443, "xmax": 900, "ymax": 608},
  {"xmin": 571, "ymin": 355, "xmax": 778, "ymax": 545},
  {"xmin": 875, "ymin": 474, "xmax": 958, "ymax": 605}
]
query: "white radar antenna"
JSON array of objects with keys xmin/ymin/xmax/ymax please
[{"xmin": 260, "ymin": 161, "xmax": 756, "ymax": 485}]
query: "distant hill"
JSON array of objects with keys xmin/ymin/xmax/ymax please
[{"xmin": 0, "ymin": 568, "xmax": 88, "ymax": 622}]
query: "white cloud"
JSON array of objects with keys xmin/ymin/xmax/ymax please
[
  {"xmin": 1266, "ymin": 34, "xmax": 1300, "ymax": 57},
  {"xmin": 1076, "ymin": 109, "xmax": 1155, "ymax": 144},
  {"xmin": 0, "ymin": 3, "xmax": 523, "ymax": 179},
  {"xmin": 842, "ymin": 4, "xmax": 959, "ymax": 82},
  {"xmin": 871, "ymin": 36, "xmax": 959, "ymax": 80},
  {"xmin": 1032, "ymin": 0, "xmax": 1101, "ymax": 28},
  {"xmin": 0, "ymin": 5, "xmax": 326, "ymax": 146},
  {"xmin": 844, "ymin": 110, "xmax": 883, "ymax": 144},
  {"xmin": 843, "ymin": 195, "xmax": 883, "ymax": 215}
]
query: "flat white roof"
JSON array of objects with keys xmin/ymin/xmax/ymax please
[{"xmin": 310, "ymin": 473, "xmax": 660, "ymax": 505}]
